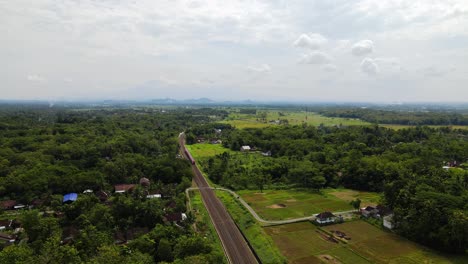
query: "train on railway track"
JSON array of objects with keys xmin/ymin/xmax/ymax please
[{"xmin": 184, "ymin": 147, "xmax": 195, "ymax": 164}]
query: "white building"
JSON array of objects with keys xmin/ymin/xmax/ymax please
[{"xmin": 383, "ymin": 214, "xmax": 394, "ymax": 229}]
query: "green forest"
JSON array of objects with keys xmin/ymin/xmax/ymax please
[{"xmin": 0, "ymin": 106, "xmax": 227, "ymax": 263}]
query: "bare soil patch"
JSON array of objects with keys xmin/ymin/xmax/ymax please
[
  {"xmin": 267, "ymin": 203, "xmax": 286, "ymax": 209},
  {"xmin": 318, "ymin": 255, "xmax": 342, "ymax": 264}
]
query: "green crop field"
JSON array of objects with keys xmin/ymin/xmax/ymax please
[
  {"xmin": 221, "ymin": 110, "xmax": 370, "ymax": 129},
  {"xmin": 265, "ymin": 220, "xmax": 467, "ymax": 264},
  {"xmin": 186, "ymin": 143, "xmax": 233, "ymax": 159},
  {"xmin": 238, "ymin": 189, "xmax": 355, "ymax": 220}
]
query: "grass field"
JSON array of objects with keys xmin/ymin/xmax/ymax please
[
  {"xmin": 324, "ymin": 188, "xmax": 382, "ymax": 208},
  {"xmin": 222, "ymin": 111, "xmax": 370, "ymax": 129},
  {"xmin": 238, "ymin": 189, "xmax": 356, "ymax": 220},
  {"xmin": 265, "ymin": 220, "xmax": 468, "ymax": 264},
  {"xmin": 215, "ymin": 191, "xmax": 287, "ymax": 264},
  {"xmin": 186, "ymin": 143, "xmax": 233, "ymax": 159}
]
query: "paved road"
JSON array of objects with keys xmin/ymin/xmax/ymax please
[
  {"xmin": 187, "ymin": 187, "xmax": 356, "ymax": 226},
  {"xmin": 180, "ymin": 134, "xmax": 258, "ymax": 264}
]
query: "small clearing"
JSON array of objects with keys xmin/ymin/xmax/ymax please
[{"xmin": 267, "ymin": 203, "xmax": 286, "ymax": 209}]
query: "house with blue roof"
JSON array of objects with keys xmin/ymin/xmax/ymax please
[{"xmin": 63, "ymin": 193, "xmax": 78, "ymax": 203}]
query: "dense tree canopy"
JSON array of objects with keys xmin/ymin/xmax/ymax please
[{"xmin": 0, "ymin": 106, "xmax": 226, "ymax": 262}]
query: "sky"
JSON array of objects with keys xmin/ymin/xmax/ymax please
[{"xmin": 1, "ymin": 0, "xmax": 468, "ymax": 102}]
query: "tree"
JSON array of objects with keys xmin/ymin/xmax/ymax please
[
  {"xmin": 0, "ymin": 245, "xmax": 35, "ymax": 264},
  {"xmin": 156, "ymin": 238, "xmax": 173, "ymax": 262},
  {"xmin": 350, "ymin": 198, "xmax": 361, "ymax": 211}
]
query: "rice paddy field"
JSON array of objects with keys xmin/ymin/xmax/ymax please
[
  {"xmin": 221, "ymin": 110, "xmax": 370, "ymax": 129},
  {"xmin": 324, "ymin": 188, "xmax": 383, "ymax": 208},
  {"xmin": 238, "ymin": 189, "xmax": 370, "ymax": 221},
  {"xmin": 265, "ymin": 220, "xmax": 468, "ymax": 264}
]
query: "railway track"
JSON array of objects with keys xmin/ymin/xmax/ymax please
[{"xmin": 179, "ymin": 133, "xmax": 259, "ymax": 264}]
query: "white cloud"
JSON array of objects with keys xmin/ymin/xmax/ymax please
[
  {"xmin": 352, "ymin": 40, "xmax": 374, "ymax": 56},
  {"xmin": 293, "ymin": 34, "xmax": 327, "ymax": 50},
  {"xmin": 26, "ymin": 74, "xmax": 46, "ymax": 82},
  {"xmin": 322, "ymin": 64, "xmax": 338, "ymax": 72},
  {"xmin": 247, "ymin": 64, "xmax": 271, "ymax": 73},
  {"xmin": 299, "ymin": 51, "xmax": 332, "ymax": 65},
  {"xmin": 360, "ymin": 58, "xmax": 379, "ymax": 75}
]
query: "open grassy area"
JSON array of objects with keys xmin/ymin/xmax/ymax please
[
  {"xmin": 265, "ymin": 220, "xmax": 468, "ymax": 264},
  {"xmin": 215, "ymin": 191, "xmax": 287, "ymax": 264},
  {"xmin": 324, "ymin": 188, "xmax": 382, "ymax": 208},
  {"xmin": 186, "ymin": 143, "xmax": 233, "ymax": 159},
  {"xmin": 222, "ymin": 110, "xmax": 370, "ymax": 129},
  {"xmin": 238, "ymin": 189, "xmax": 355, "ymax": 221},
  {"xmin": 189, "ymin": 190, "xmax": 227, "ymax": 263}
]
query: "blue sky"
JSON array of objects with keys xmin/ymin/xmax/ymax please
[{"xmin": 1, "ymin": 0, "xmax": 468, "ymax": 102}]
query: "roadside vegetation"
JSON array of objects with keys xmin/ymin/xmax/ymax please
[
  {"xmin": 215, "ymin": 191, "xmax": 287, "ymax": 264},
  {"xmin": 188, "ymin": 190, "xmax": 226, "ymax": 263}
]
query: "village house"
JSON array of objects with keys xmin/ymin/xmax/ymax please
[
  {"xmin": 146, "ymin": 190, "xmax": 162, "ymax": 199},
  {"xmin": 114, "ymin": 184, "xmax": 136, "ymax": 193},
  {"xmin": 164, "ymin": 212, "xmax": 187, "ymax": 224},
  {"xmin": 95, "ymin": 190, "xmax": 109, "ymax": 202},
  {"xmin": 0, "ymin": 220, "xmax": 12, "ymax": 231},
  {"xmin": 240, "ymin": 145, "xmax": 251, "ymax": 152},
  {"xmin": 0, "ymin": 233, "xmax": 17, "ymax": 244},
  {"xmin": 0, "ymin": 200, "xmax": 17, "ymax": 210},
  {"xmin": 63, "ymin": 193, "xmax": 78, "ymax": 204},
  {"xmin": 315, "ymin": 212, "xmax": 337, "ymax": 224},
  {"xmin": 261, "ymin": 150, "xmax": 272, "ymax": 157},
  {"xmin": 210, "ymin": 139, "xmax": 222, "ymax": 144},
  {"xmin": 375, "ymin": 205, "xmax": 392, "ymax": 218},
  {"xmin": 361, "ymin": 206, "xmax": 378, "ymax": 217}
]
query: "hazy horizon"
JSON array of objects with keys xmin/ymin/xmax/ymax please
[{"xmin": 2, "ymin": 1, "xmax": 468, "ymax": 102}]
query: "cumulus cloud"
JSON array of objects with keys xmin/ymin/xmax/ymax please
[
  {"xmin": 299, "ymin": 51, "xmax": 332, "ymax": 65},
  {"xmin": 247, "ymin": 64, "xmax": 271, "ymax": 73},
  {"xmin": 352, "ymin": 40, "xmax": 374, "ymax": 56},
  {"xmin": 322, "ymin": 64, "xmax": 338, "ymax": 72},
  {"xmin": 293, "ymin": 34, "xmax": 327, "ymax": 50},
  {"xmin": 360, "ymin": 58, "xmax": 379, "ymax": 75},
  {"xmin": 26, "ymin": 74, "xmax": 46, "ymax": 82}
]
